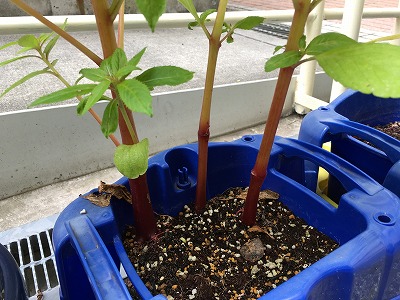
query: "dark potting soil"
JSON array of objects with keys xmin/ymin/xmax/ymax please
[
  {"xmin": 123, "ymin": 188, "xmax": 339, "ymax": 300},
  {"xmin": 374, "ymin": 121, "xmax": 400, "ymax": 141}
]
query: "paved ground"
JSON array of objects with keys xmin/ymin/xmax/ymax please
[{"xmin": 229, "ymin": 0, "xmax": 399, "ymax": 33}]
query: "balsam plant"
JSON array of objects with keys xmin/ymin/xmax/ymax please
[
  {"xmin": 1, "ymin": 0, "xmax": 193, "ymax": 241},
  {"xmin": 178, "ymin": 0, "xmax": 264, "ymax": 212},
  {"xmin": 242, "ymin": 0, "xmax": 400, "ymax": 225}
]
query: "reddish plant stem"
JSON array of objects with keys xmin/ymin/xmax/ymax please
[
  {"xmin": 195, "ymin": 0, "xmax": 227, "ymax": 212},
  {"xmin": 91, "ymin": 0, "xmax": 157, "ymax": 240},
  {"xmin": 195, "ymin": 40, "xmax": 219, "ymax": 212},
  {"xmin": 242, "ymin": 0, "xmax": 311, "ymax": 226}
]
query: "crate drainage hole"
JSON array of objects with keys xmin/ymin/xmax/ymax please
[
  {"xmin": 374, "ymin": 213, "xmax": 395, "ymax": 226},
  {"xmin": 5, "ymin": 228, "xmax": 59, "ymax": 298}
]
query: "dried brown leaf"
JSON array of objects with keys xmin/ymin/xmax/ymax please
[
  {"xmin": 82, "ymin": 193, "xmax": 112, "ymax": 207},
  {"xmin": 99, "ymin": 181, "xmax": 131, "ymax": 203}
]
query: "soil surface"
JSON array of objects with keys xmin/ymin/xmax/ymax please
[
  {"xmin": 123, "ymin": 188, "xmax": 339, "ymax": 300},
  {"xmin": 374, "ymin": 121, "xmax": 400, "ymax": 140}
]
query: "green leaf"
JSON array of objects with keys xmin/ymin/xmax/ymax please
[
  {"xmin": 178, "ymin": 0, "xmax": 198, "ymax": 17},
  {"xmin": 127, "ymin": 47, "xmax": 146, "ymax": 68},
  {"xmin": 0, "ymin": 41, "xmax": 17, "ymax": 51},
  {"xmin": 1, "ymin": 69, "xmax": 52, "ymax": 98},
  {"xmin": 101, "ymin": 99, "xmax": 119, "ymax": 137},
  {"xmin": 39, "ymin": 32, "xmax": 54, "ymax": 45},
  {"xmin": 265, "ymin": 50, "xmax": 303, "ymax": 72},
  {"xmin": 17, "ymin": 35, "xmax": 39, "ymax": 49},
  {"xmin": 114, "ymin": 139, "xmax": 149, "ymax": 179},
  {"xmin": 188, "ymin": 21, "xmax": 199, "ymax": 30},
  {"xmin": 76, "ymin": 96, "xmax": 88, "ymax": 115},
  {"xmin": 80, "ymin": 80, "xmax": 111, "ymax": 115},
  {"xmin": 43, "ymin": 19, "xmax": 67, "ymax": 58},
  {"xmin": 116, "ymin": 79, "xmax": 153, "ymax": 116},
  {"xmin": 115, "ymin": 48, "xmax": 146, "ymax": 79},
  {"xmin": 0, "ymin": 55, "xmax": 39, "ymax": 67},
  {"xmin": 227, "ymin": 35, "xmax": 234, "ymax": 44},
  {"xmin": 29, "ymin": 84, "xmax": 97, "ymax": 107},
  {"xmin": 136, "ymin": 66, "xmax": 194, "ymax": 90},
  {"xmin": 306, "ymin": 32, "xmax": 357, "ymax": 56},
  {"xmin": 233, "ymin": 16, "xmax": 264, "ymax": 30},
  {"xmin": 274, "ymin": 45, "xmax": 285, "ymax": 54},
  {"xmin": 135, "ymin": 0, "xmax": 166, "ymax": 32},
  {"xmin": 315, "ymin": 42, "xmax": 400, "ymax": 98},
  {"xmin": 299, "ymin": 35, "xmax": 306, "ymax": 51},
  {"xmin": 101, "ymin": 48, "xmax": 127, "ymax": 76},
  {"xmin": 80, "ymin": 68, "xmax": 108, "ymax": 82},
  {"xmin": 199, "ymin": 9, "xmax": 216, "ymax": 23}
]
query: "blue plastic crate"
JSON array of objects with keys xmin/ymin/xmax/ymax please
[
  {"xmin": 52, "ymin": 135, "xmax": 400, "ymax": 300},
  {"xmin": 298, "ymin": 90, "xmax": 400, "ymax": 198}
]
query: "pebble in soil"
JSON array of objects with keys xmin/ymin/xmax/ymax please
[{"xmin": 123, "ymin": 188, "xmax": 339, "ymax": 300}]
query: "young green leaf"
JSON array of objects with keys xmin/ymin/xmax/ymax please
[
  {"xmin": 0, "ymin": 55, "xmax": 39, "ymax": 67},
  {"xmin": 299, "ymin": 35, "xmax": 306, "ymax": 51},
  {"xmin": 136, "ymin": 66, "xmax": 194, "ymax": 90},
  {"xmin": 199, "ymin": 9, "xmax": 216, "ymax": 23},
  {"xmin": 115, "ymin": 48, "xmax": 146, "ymax": 79},
  {"xmin": 29, "ymin": 84, "xmax": 97, "ymax": 107},
  {"xmin": 265, "ymin": 50, "xmax": 303, "ymax": 72},
  {"xmin": 178, "ymin": 0, "xmax": 198, "ymax": 18},
  {"xmin": 233, "ymin": 16, "xmax": 264, "ymax": 30},
  {"xmin": 117, "ymin": 79, "xmax": 153, "ymax": 116},
  {"xmin": 315, "ymin": 42, "xmax": 400, "ymax": 98},
  {"xmin": 43, "ymin": 19, "xmax": 68, "ymax": 58},
  {"xmin": 135, "ymin": 0, "xmax": 166, "ymax": 32},
  {"xmin": 80, "ymin": 68, "xmax": 108, "ymax": 82},
  {"xmin": 0, "ymin": 41, "xmax": 18, "ymax": 51},
  {"xmin": 305, "ymin": 32, "xmax": 357, "ymax": 56},
  {"xmin": 101, "ymin": 99, "xmax": 119, "ymax": 138},
  {"xmin": 114, "ymin": 139, "xmax": 149, "ymax": 179},
  {"xmin": 17, "ymin": 35, "xmax": 39, "ymax": 50},
  {"xmin": 227, "ymin": 35, "xmax": 234, "ymax": 44},
  {"xmin": 76, "ymin": 96, "xmax": 88, "ymax": 115},
  {"xmin": 188, "ymin": 21, "xmax": 199, "ymax": 30},
  {"xmin": 79, "ymin": 80, "xmax": 111, "ymax": 115},
  {"xmin": 101, "ymin": 48, "xmax": 128, "ymax": 76},
  {"xmin": 273, "ymin": 45, "xmax": 285, "ymax": 54},
  {"xmin": 127, "ymin": 48, "xmax": 146, "ymax": 68},
  {"xmin": 1, "ymin": 69, "xmax": 52, "ymax": 98}
]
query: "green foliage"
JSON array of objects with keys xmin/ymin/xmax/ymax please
[
  {"xmin": 114, "ymin": 139, "xmax": 149, "ymax": 179},
  {"xmin": 265, "ymin": 31, "xmax": 400, "ymax": 98},
  {"xmin": 315, "ymin": 42, "xmax": 400, "ymax": 98},
  {"xmin": 0, "ymin": 70, "xmax": 52, "ymax": 98},
  {"xmin": 101, "ymin": 99, "xmax": 119, "ymax": 138},
  {"xmin": 135, "ymin": 66, "xmax": 194, "ymax": 90},
  {"xmin": 29, "ymin": 84, "xmax": 97, "ymax": 106},
  {"xmin": 135, "ymin": 0, "xmax": 166, "ymax": 32},
  {"xmin": 117, "ymin": 79, "xmax": 153, "ymax": 116},
  {"xmin": 0, "ymin": 20, "xmax": 68, "ymax": 99},
  {"xmin": 233, "ymin": 16, "xmax": 264, "ymax": 30},
  {"xmin": 305, "ymin": 32, "xmax": 356, "ymax": 55},
  {"xmin": 265, "ymin": 50, "xmax": 302, "ymax": 72}
]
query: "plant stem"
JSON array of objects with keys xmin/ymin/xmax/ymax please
[
  {"xmin": 91, "ymin": 0, "xmax": 157, "ymax": 240},
  {"xmin": 241, "ymin": 0, "xmax": 311, "ymax": 226},
  {"xmin": 195, "ymin": 0, "xmax": 228, "ymax": 212},
  {"xmin": 118, "ymin": 99, "xmax": 139, "ymax": 143},
  {"xmin": 117, "ymin": 2, "xmax": 125, "ymax": 48},
  {"xmin": 11, "ymin": 0, "xmax": 102, "ymax": 66}
]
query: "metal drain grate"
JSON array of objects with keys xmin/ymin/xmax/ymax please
[
  {"xmin": 253, "ymin": 23, "xmax": 291, "ymax": 39},
  {"xmin": 5, "ymin": 228, "xmax": 59, "ymax": 298}
]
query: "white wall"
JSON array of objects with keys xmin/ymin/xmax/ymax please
[{"xmin": 0, "ymin": 74, "xmax": 332, "ymax": 200}]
